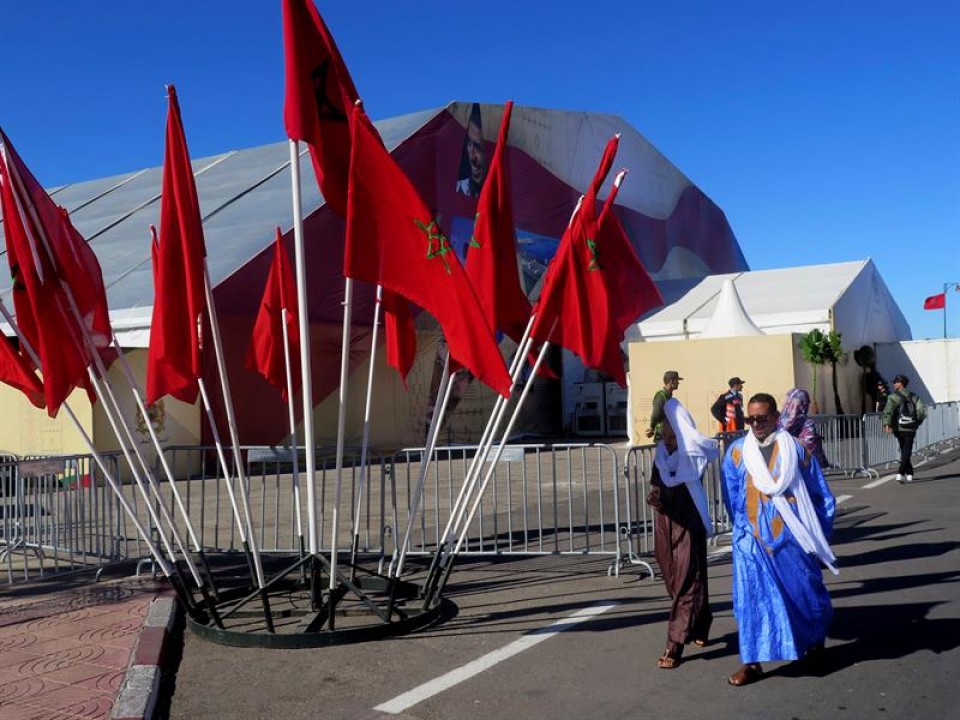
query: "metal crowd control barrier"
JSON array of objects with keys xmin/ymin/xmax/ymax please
[
  {"xmin": 154, "ymin": 444, "xmax": 394, "ymax": 560},
  {"xmin": 620, "ymin": 434, "xmax": 737, "ymax": 577},
  {"xmin": 3, "ymin": 404, "xmax": 958, "ymax": 588},
  {"xmin": 810, "ymin": 414, "xmax": 877, "ymax": 479},
  {"xmin": 0, "ymin": 452, "xmax": 129, "ymax": 584},
  {"xmin": 387, "ymin": 443, "xmax": 624, "ymax": 568}
]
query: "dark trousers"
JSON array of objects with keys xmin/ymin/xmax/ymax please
[{"xmin": 896, "ymin": 432, "xmax": 916, "ymax": 476}]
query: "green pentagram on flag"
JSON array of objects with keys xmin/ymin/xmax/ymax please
[
  {"xmin": 468, "ymin": 212, "xmax": 481, "ymax": 249},
  {"xmin": 585, "ymin": 237, "xmax": 602, "ymax": 271},
  {"xmin": 416, "ymin": 218, "xmax": 454, "ymax": 275}
]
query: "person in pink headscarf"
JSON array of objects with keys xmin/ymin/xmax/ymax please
[{"xmin": 779, "ymin": 388, "xmax": 830, "ymax": 469}]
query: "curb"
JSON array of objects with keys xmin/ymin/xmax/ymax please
[{"xmin": 112, "ymin": 593, "xmax": 179, "ymax": 720}]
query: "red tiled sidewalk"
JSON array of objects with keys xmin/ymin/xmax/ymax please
[{"xmin": 0, "ymin": 576, "xmax": 166, "ymax": 719}]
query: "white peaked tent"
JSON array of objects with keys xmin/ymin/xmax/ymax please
[
  {"xmin": 697, "ymin": 279, "xmax": 764, "ymax": 338},
  {"xmin": 633, "ymin": 260, "xmax": 911, "ymax": 346}
]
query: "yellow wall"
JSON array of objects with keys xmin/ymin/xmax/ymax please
[
  {"xmin": 629, "ymin": 334, "xmax": 805, "ymax": 438},
  {"xmin": 0, "ymin": 349, "xmax": 201, "ymax": 481},
  {"xmin": 0, "ymin": 384, "xmax": 93, "ymax": 457},
  {"xmin": 91, "ymin": 349, "xmax": 201, "ymax": 479}
]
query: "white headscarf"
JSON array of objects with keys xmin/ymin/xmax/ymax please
[
  {"xmin": 653, "ymin": 398, "xmax": 720, "ymax": 536},
  {"xmin": 742, "ymin": 429, "xmax": 839, "ymax": 575}
]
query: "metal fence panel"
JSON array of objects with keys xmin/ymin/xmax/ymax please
[{"xmin": 4, "ymin": 403, "xmax": 958, "ymax": 587}]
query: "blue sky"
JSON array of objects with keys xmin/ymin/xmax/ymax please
[{"xmin": 1, "ymin": 1, "xmax": 957, "ymax": 340}]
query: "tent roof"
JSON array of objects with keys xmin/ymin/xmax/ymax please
[
  {"xmin": 2, "ymin": 101, "xmax": 747, "ymax": 344},
  {"xmin": 1, "ymin": 106, "xmax": 443, "ymax": 315},
  {"xmin": 698, "ymin": 278, "xmax": 764, "ymax": 338},
  {"xmin": 634, "ymin": 259, "xmax": 912, "ymax": 345}
]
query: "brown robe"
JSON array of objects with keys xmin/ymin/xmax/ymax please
[{"xmin": 647, "ymin": 464, "xmax": 712, "ymax": 646}]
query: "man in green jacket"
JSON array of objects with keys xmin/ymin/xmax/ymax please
[
  {"xmin": 646, "ymin": 370, "xmax": 682, "ymax": 442},
  {"xmin": 882, "ymin": 373, "xmax": 926, "ymax": 483}
]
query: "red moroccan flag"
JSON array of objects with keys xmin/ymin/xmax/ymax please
[
  {"xmin": 923, "ymin": 292, "xmax": 946, "ymax": 310},
  {"xmin": 0, "ymin": 334, "xmax": 44, "ymax": 409},
  {"xmin": 0, "ymin": 130, "xmax": 100, "ymax": 415},
  {"xmin": 246, "ymin": 228, "xmax": 302, "ymax": 400},
  {"xmin": 345, "ymin": 107, "xmax": 511, "ymax": 397},
  {"xmin": 529, "ymin": 136, "xmax": 662, "ymax": 387},
  {"xmin": 466, "ymin": 101, "xmax": 531, "ymax": 344},
  {"xmin": 282, "ymin": 0, "xmax": 358, "ymax": 217},
  {"xmin": 146, "ymin": 85, "xmax": 207, "ymax": 405},
  {"xmin": 381, "ymin": 290, "xmax": 417, "ymax": 385}
]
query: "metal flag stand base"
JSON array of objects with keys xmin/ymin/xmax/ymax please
[{"xmin": 183, "ymin": 552, "xmax": 455, "ymax": 649}]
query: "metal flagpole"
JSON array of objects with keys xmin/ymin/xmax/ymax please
[
  {"xmin": 203, "ymin": 264, "xmax": 274, "ymax": 631},
  {"xmin": 944, "ymin": 282, "xmax": 948, "ymax": 340},
  {"xmin": 0, "ymin": 298, "xmax": 186, "ymax": 601},
  {"xmin": 288, "ymin": 139, "xmax": 319, "ymax": 555},
  {"xmin": 0, "ymin": 148, "xmax": 207, "ymax": 598},
  {"xmin": 418, "ymin": 329, "xmax": 534, "ymax": 602},
  {"xmin": 393, "ymin": 353, "xmax": 453, "ymax": 577},
  {"xmin": 330, "ymin": 276, "xmax": 354, "ymax": 595},
  {"xmin": 430, "ymin": 332, "xmax": 554, "ymax": 604},
  {"xmin": 280, "ymin": 308, "xmax": 305, "ymax": 560},
  {"xmin": 349, "ymin": 284, "xmax": 384, "ymax": 571}
]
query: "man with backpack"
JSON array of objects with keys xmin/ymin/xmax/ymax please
[{"xmin": 882, "ymin": 373, "xmax": 926, "ymax": 483}]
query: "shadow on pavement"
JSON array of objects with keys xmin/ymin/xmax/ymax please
[
  {"xmin": 770, "ymin": 600, "xmax": 960, "ymax": 679},
  {"xmin": 838, "ymin": 540, "xmax": 958, "ymax": 568}
]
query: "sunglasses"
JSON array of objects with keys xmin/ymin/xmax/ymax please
[{"xmin": 745, "ymin": 414, "xmax": 772, "ymax": 425}]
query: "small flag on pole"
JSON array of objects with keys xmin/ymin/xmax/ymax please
[
  {"xmin": 246, "ymin": 228, "xmax": 301, "ymax": 400},
  {"xmin": 923, "ymin": 292, "xmax": 946, "ymax": 310}
]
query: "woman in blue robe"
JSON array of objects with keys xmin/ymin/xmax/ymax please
[{"xmin": 721, "ymin": 392, "xmax": 836, "ymax": 686}]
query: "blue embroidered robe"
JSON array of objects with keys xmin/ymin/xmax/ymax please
[{"xmin": 721, "ymin": 435, "xmax": 835, "ymax": 663}]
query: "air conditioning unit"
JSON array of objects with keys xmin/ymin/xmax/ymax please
[
  {"xmin": 604, "ymin": 383, "xmax": 629, "ymax": 437},
  {"xmin": 574, "ymin": 382, "xmax": 606, "ymax": 436}
]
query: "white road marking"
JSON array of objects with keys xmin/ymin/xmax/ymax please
[
  {"xmin": 373, "ymin": 601, "xmax": 620, "ymax": 715},
  {"xmin": 835, "ymin": 494, "xmax": 853, "ymax": 504},
  {"xmin": 863, "ymin": 474, "xmax": 898, "ymax": 489}
]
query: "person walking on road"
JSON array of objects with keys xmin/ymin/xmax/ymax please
[
  {"xmin": 646, "ymin": 398, "xmax": 719, "ymax": 669},
  {"xmin": 721, "ymin": 392, "xmax": 838, "ymax": 687},
  {"xmin": 646, "ymin": 370, "xmax": 682, "ymax": 442},
  {"xmin": 882, "ymin": 373, "xmax": 926, "ymax": 483}
]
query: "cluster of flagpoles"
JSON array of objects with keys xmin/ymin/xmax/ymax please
[{"xmin": 0, "ymin": 0, "xmax": 666, "ymax": 633}]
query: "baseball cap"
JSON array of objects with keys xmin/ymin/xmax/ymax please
[
  {"xmin": 663, "ymin": 370, "xmax": 683, "ymax": 382},
  {"xmin": 893, "ymin": 373, "xmax": 909, "ymax": 386},
  {"xmin": 728, "ymin": 376, "xmax": 745, "ymax": 387}
]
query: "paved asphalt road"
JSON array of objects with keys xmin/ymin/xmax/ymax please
[{"xmin": 167, "ymin": 447, "xmax": 960, "ymax": 720}]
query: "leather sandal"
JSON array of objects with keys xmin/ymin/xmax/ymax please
[
  {"xmin": 657, "ymin": 644, "xmax": 683, "ymax": 669},
  {"xmin": 728, "ymin": 663, "xmax": 763, "ymax": 686}
]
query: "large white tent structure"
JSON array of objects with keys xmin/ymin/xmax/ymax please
[
  {"xmin": 631, "ymin": 259, "xmax": 910, "ymax": 346},
  {"xmin": 1, "ymin": 101, "xmax": 748, "ymax": 454}
]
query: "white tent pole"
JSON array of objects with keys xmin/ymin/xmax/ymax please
[
  {"xmin": 0, "ymin": 298, "xmax": 173, "ymax": 579},
  {"xmin": 393, "ymin": 353, "xmax": 452, "ymax": 577},
  {"xmin": 329, "ymin": 276, "xmax": 354, "ymax": 590},
  {"xmin": 280, "ymin": 307, "xmax": 305, "ymax": 554},
  {"xmin": 203, "ymin": 263, "xmax": 267, "ymax": 591},
  {"xmin": 288, "ymin": 139, "xmax": 318, "ymax": 555},
  {"xmin": 350, "ymin": 284, "xmax": 383, "ymax": 566}
]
